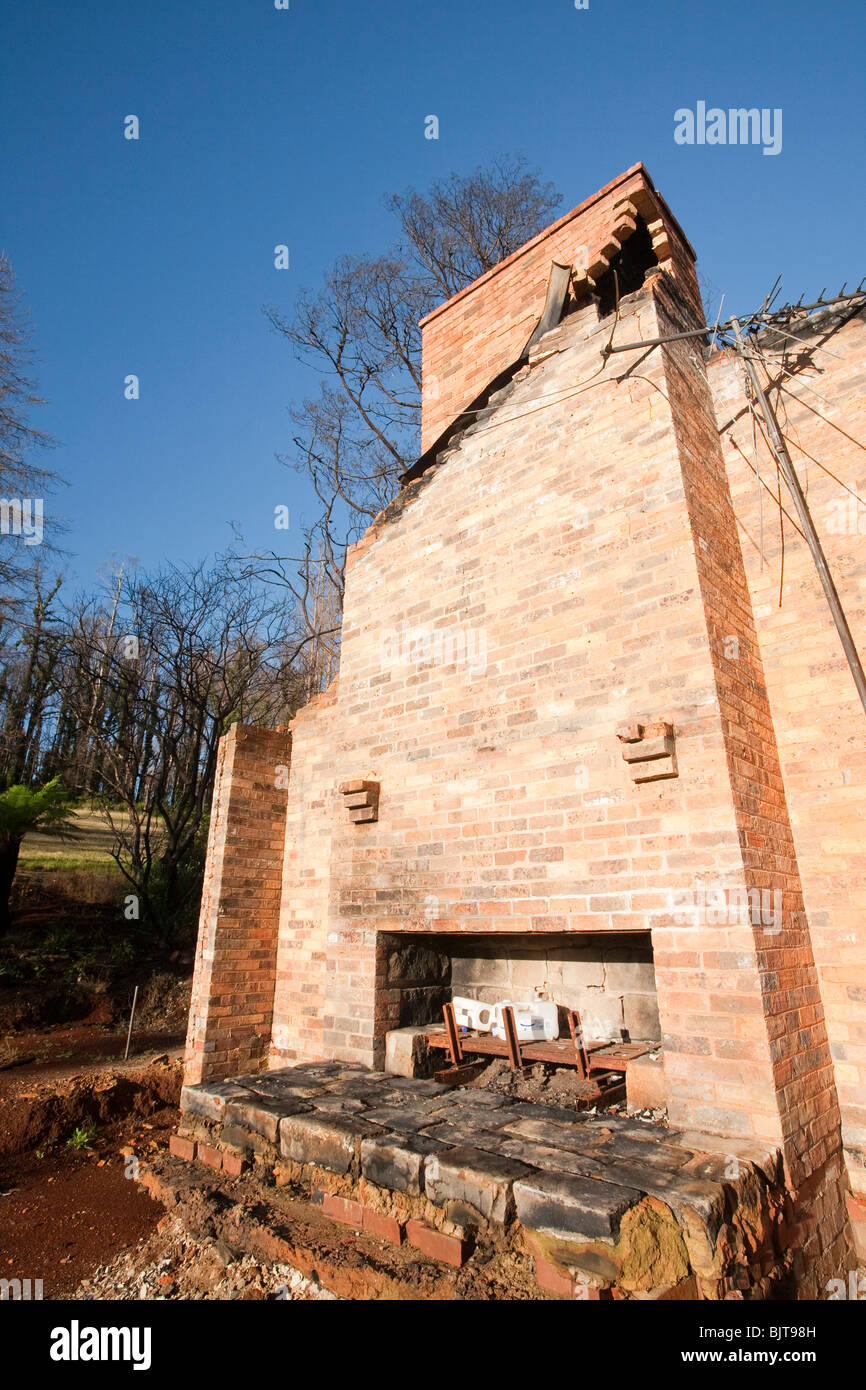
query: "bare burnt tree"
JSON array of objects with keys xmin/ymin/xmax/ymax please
[
  {"xmin": 0, "ymin": 254, "xmax": 63, "ymax": 616},
  {"xmin": 260, "ymin": 157, "xmax": 561, "ymax": 680},
  {"xmin": 229, "ymin": 523, "xmax": 345, "ymax": 701},
  {"xmin": 0, "ymin": 568, "xmax": 66, "ymax": 786},
  {"xmin": 387, "ymin": 155, "xmax": 563, "ymax": 300},
  {"xmin": 0, "ymin": 551, "xmax": 317, "ymax": 939},
  {"xmin": 65, "ymin": 558, "xmax": 305, "ymax": 942}
]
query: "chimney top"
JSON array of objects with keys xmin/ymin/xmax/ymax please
[{"xmin": 418, "ymin": 163, "xmax": 698, "ymax": 452}]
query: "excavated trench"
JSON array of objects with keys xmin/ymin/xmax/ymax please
[
  {"xmin": 0, "ymin": 1053, "xmax": 184, "ymax": 1299},
  {"xmin": 0, "ymin": 1054, "xmax": 182, "ymax": 1159}
]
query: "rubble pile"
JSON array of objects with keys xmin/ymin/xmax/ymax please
[{"xmin": 76, "ymin": 1214, "xmax": 338, "ymax": 1301}]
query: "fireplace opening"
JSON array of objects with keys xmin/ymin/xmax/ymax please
[{"xmin": 379, "ymin": 931, "xmax": 661, "ymax": 1048}]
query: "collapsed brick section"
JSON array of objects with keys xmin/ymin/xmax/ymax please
[{"xmin": 184, "ymin": 163, "xmax": 864, "ymax": 1288}]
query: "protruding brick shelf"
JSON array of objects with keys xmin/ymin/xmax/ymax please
[
  {"xmin": 616, "ymin": 721, "xmax": 677, "ymax": 782},
  {"xmin": 339, "ymin": 779, "xmax": 380, "ymax": 824}
]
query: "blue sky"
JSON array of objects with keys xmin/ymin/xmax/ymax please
[{"xmin": 2, "ymin": 0, "xmax": 863, "ymax": 590}]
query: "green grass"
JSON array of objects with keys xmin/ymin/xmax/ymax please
[
  {"xmin": 19, "ymin": 805, "xmax": 170, "ymax": 872},
  {"xmin": 17, "ymin": 852, "xmax": 118, "ymax": 871},
  {"xmin": 18, "ymin": 807, "xmax": 125, "ymax": 866},
  {"xmin": 66, "ymin": 1119, "xmax": 98, "ymax": 1150}
]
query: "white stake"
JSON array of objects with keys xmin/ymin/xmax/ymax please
[{"xmin": 124, "ymin": 985, "xmax": 139, "ymax": 1060}]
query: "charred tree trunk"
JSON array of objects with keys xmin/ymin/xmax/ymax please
[{"xmin": 0, "ymin": 836, "xmax": 23, "ymax": 936}]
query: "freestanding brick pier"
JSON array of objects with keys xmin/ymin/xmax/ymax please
[
  {"xmin": 184, "ymin": 163, "xmax": 866, "ymax": 1295},
  {"xmin": 184, "ymin": 724, "xmax": 291, "ymax": 1085}
]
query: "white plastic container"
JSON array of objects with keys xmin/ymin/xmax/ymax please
[
  {"xmin": 451, "ymin": 995, "xmax": 495, "ymax": 1032},
  {"xmin": 492, "ymin": 999, "xmax": 559, "ymax": 1043}
]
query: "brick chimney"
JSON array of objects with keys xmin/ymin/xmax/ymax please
[
  {"xmin": 419, "ymin": 162, "xmax": 699, "ymax": 451},
  {"xmin": 185, "ymin": 165, "xmax": 860, "ymax": 1289}
]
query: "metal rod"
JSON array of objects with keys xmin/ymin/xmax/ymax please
[
  {"xmin": 442, "ymin": 1002, "xmax": 462, "ymax": 1065},
  {"xmin": 604, "ymin": 289, "xmax": 866, "ymax": 356},
  {"xmin": 124, "ymin": 984, "xmax": 139, "ymax": 1061},
  {"xmin": 709, "ymin": 293, "xmax": 726, "ymax": 353},
  {"xmin": 605, "ymin": 323, "xmax": 717, "ymax": 354},
  {"xmin": 567, "ymin": 1009, "xmax": 589, "ymax": 1079},
  {"xmin": 502, "ymin": 1005, "xmax": 523, "ymax": 1070},
  {"xmin": 730, "ymin": 317, "xmax": 866, "ymax": 716}
]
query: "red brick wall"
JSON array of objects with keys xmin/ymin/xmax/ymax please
[
  {"xmin": 186, "ymin": 179, "xmax": 860, "ymax": 1269},
  {"xmin": 653, "ymin": 273, "xmax": 842, "ymax": 1196},
  {"xmin": 273, "ymin": 278, "xmax": 801, "ymax": 1157},
  {"xmin": 264, "ymin": 270, "xmax": 850, "ymax": 1263},
  {"xmin": 709, "ymin": 309, "xmax": 866, "ymax": 1197},
  {"xmin": 269, "ymin": 685, "xmax": 339, "ymax": 1064},
  {"xmin": 184, "ymin": 724, "xmax": 290, "ymax": 1084},
  {"xmin": 419, "ymin": 162, "xmax": 697, "ymax": 449}
]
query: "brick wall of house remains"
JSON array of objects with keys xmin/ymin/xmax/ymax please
[{"xmin": 185, "ymin": 163, "xmax": 864, "ymax": 1286}]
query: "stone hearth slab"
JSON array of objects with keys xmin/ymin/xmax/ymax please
[
  {"xmin": 178, "ymin": 1064, "xmax": 778, "ymax": 1254},
  {"xmin": 360, "ymin": 1132, "xmax": 446, "ymax": 1195},
  {"xmin": 425, "ymin": 1146, "xmax": 535, "ymax": 1222},
  {"xmin": 513, "ymin": 1171, "xmax": 644, "ymax": 1241}
]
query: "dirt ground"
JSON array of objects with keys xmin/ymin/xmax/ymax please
[
  {"xmin": 0, "ymin": 1108, "xmax": 173, "ymax": 1298},
  {"xmin": 0, "ymin": 976, "xmax": 188, "ymax": 1298},
  {"xmin": 0, "ymin": 847, "xmax": 204, "ymax": 1301},
  {"xmin": 0, "ymin": 1019, "xmax": 185, "ymax": 1079}
]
